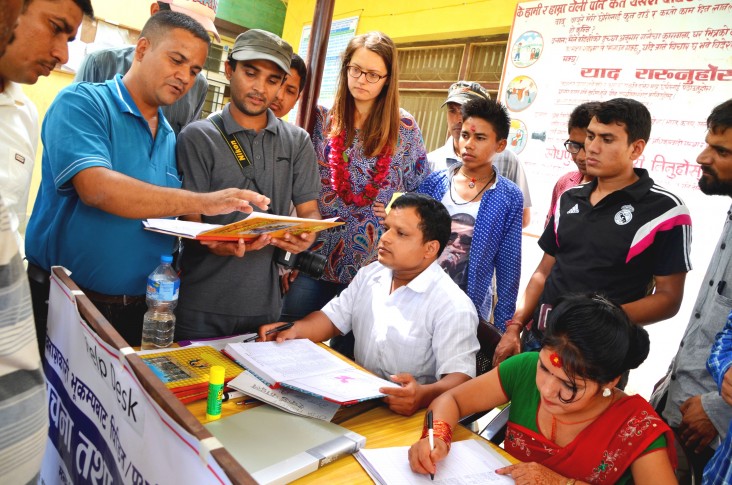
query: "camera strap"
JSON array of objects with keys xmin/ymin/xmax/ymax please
[
  {"xmin": 209, "ymin": 113, "xmax": 271, "ymax": 211},
  {"xmin": 209, "ymin": 113, "xmax": 252, "ymax": 172}
]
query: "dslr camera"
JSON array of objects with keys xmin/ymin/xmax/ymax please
[{"xmin": 274, "ymin": 248, "xmax": 326, "ymax": 279}]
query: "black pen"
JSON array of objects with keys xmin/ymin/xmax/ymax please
[
  {"xmin": 427, "ymin": 410, "xmax": 435, "ymax": 480},
  {"xmin": 241, "ymin": 322, "xmax": 295, "ymax": 342}
]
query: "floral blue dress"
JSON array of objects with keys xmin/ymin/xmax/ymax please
[{"xmin": 309, "ymin": 105, "xmax": 429, "ymax": 284}]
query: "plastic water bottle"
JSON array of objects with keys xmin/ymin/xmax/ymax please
[{"xmin": 141, "ymin": 255, "xmax": 179, "ymax": 349}]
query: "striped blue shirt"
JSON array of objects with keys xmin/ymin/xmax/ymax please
[{"xmin": 0, "ymin": 197, "xmax": 47, "ymax": 482}]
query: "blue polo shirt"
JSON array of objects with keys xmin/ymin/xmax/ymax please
[{"xmin": 26, "ymin": 75, "xmax": 180, "ymax": 295}]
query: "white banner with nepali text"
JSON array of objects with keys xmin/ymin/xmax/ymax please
[
  {"xmin": 500, "ymin": 0, "xmax": 732, "ymax": 237},
  {"xmin": 39, "ymin": 269, "xmax": 231, "ymax": 485}
]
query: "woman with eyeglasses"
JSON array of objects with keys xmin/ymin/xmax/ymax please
[
  {"xmin": 280, "ymin": 31, "xmax": 429, "ymax": 354},
  {"xmin": 416, "ymin": 96, "xmax": 523, "ymax": 332},
  {"xmin": 408, "ymin": 294, "xmax": 677, "ymax": 485}
]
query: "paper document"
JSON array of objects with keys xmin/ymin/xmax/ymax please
[
  {"xmin": 143, "ymin": 214, "xmax": 343, "ymax": 241},
  {"xmin": 228, "ymin": 370, "xmax": 340, "ymax": 421},
  {"xmin": 224, "ymin": 339, "xmax": 399, "ymax": 405},
  {"xmin": 355, "ymin": 439, "xmax": 514, "ymax": 484}
]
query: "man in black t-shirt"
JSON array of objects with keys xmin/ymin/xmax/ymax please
[{"xmin": 494, "ymin": 98, "xmax": 691, "ymax": 365}]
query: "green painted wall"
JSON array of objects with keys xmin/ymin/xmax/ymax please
[{"xmin": 218, "ymin": 0, "xmax": 286, "ymax": 35}]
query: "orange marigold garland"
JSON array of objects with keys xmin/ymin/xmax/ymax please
[{"xmin": 328, "ymin": 131, "xmax": 392, "ymax": 207}]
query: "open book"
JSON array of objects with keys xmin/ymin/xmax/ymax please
[
  {"xmin": 355, "ymin": 439, "xmax": 514, "ymax": 484},
  {"xmin": 143, "ymin": 213, "xmax": 343, "ymax": 241},
  {"xmin": 224, "ymin": 339, "xmax": 400, "ymax": 406}
]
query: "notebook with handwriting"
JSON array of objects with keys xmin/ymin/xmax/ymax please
[
  {"xmin": 355, "ymin": 439, "xmax": 514, "ymax": 484},
  {"xmin": 223, "ymin": 339, "xmax": 399, "ymax": 405}
]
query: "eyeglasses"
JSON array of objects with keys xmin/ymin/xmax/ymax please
[
  {"xmin": 449, "ymin": 233, "xmax": 471, "ymax": 246},
  {"xmin": 346, "ymin": 65, "xmax": 388, "ymax": 84},
  {"xmin": 563, "ymin": 140, "xmax": 585, "ymax": 154}
]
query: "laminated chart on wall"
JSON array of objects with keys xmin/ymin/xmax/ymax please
[
  {"xmin": 296, "ymin": 16, "xmax": 360, "ymax": 111},
  {"xmin": 499, "ymin": 0, "xmax": 732, "ymax": 237}
]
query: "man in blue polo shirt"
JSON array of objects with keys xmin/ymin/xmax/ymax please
[
  {"xmin": 25, "ymin": 11, "xmax": 268, "ymax": 348},
  {"xmin": 493, "ymin": 98, "xmax": 692, "ymax": 366}
]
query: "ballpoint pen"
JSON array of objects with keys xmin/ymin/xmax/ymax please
[
  {"xmin": 241, "ymin": 322, "xmax": 295, "ymax": 342},
  {"xmin": 427, "ymin": 410, "xmax": 435, "ymax": 480}
]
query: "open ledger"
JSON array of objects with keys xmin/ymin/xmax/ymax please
[
  {"xmin": 224, "ymin": 339, "xmax": 400, "ymax": 405},
  {"xmin": 142, "ymin": 213, "xmax": 343, "ymax": 241},
  {"xmin": 355, "ymin": 439, "xmax": 515, "ymax": 484},
  {"xmin": 205, "ymin": 404, "xmax": 366, "ymax": 485}
]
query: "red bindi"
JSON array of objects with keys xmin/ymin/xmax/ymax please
[
  {"xmin": 470, "ymin": 125, "xmax": 476, "ymax": 132},
  {"xmin": 549, "ymin": 352, "xmax": 563, "ymax": 368}
]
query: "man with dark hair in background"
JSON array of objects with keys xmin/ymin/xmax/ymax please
[
  {"xmin": 0, "ymin": 0, "xmax": 93, "ymax": 257},
  {"xmin": 428, "ymin": 81, "xmax": 532, "ymax": 228},
  {"xmin": 75, "ymin": 0, "xmax": 218, "ymax": 134},
  {"xmin": 652, "ymin": 99, "xmax": 732, "ymax": 484},
  {"xmin": 270, "ymin": 53, "xmax": 307, "ymax": 119},
  {"xmin": 25, "ymin": 11, "xmax": 269, "ymax": 348},
  {"xmin": 494, "ymin": 98, "xmax": 692, "ymax": 368},
  {"xmin": 545, "ymin": 101, "xmax": 600, "ymax": 227}
]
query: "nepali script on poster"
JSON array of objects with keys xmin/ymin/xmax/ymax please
[
  {"xmin": 40, "ymin": 269, "xmax": 231, "ymax": 485},
  {"xmin": 499, "ymin": 0, "xmax": 732, "ymax": 236}
]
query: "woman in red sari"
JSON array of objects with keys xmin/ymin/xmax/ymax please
[{"xmin": 409, "ymin": 293, "xmax": 677, "ymax": 484}]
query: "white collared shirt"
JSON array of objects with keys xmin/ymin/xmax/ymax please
[
  {"xmin": 0, "ymin": 82, "xmax": 38, "ymax": 256},
  {"xmin": 322, "ymin": 261, "xmax": 479, "ymax": 384}
]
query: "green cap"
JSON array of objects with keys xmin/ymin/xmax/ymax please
[{"xmin": 231, "ymin": 29, "xmax": 293, "ymax": 73}]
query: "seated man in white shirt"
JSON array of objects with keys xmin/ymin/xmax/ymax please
[{"xmin": 258, "ymin": 193, "xmax": 479, "ymax": 416}]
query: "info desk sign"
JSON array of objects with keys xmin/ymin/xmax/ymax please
[
  {"xmin": 39, "ymin": 269, "xmax": 230, "ymax": 484},
  {"xmin": 501, "ymin": 0, "xmax": 732, "ymax": 237}
]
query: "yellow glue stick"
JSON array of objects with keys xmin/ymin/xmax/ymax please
[{"xmin": 205, "ymin": 365, "xmax": 225, "ymax": 421}]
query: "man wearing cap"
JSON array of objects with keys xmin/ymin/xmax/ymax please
[
  {"xmin": 75, "ymin": 0, "xmax": 217, "ymax": 135},
  {"xmin": 174, "ymin": 29, "xmax": 321, "ymax": 340},
  {"xmin": 428, "ymin": 81, "xmax": 532, "ymax": 228},
  {"xmin": 25, "ymin": 12, "xmax": 269, "ymax": 348}
]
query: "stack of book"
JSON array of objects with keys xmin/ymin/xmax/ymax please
[{"xmin": 139, "ymin": 345, "xmax": 243, "ymax": 403}]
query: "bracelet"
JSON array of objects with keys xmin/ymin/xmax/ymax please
[
  {"xmin": 566, "ymin": 479, "xmax": 576, "ymax": 485},
  {"xmin": 421, "ymin": 419, "xmax": 453, "ymax": 452},
  {"xmin": 505, "ymin": 319, "xmax": 524, "ymax": 330}
]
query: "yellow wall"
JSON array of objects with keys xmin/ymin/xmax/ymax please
[{"xmin": 281, "ymin": 0, "xmax": 521, "ymax": 47}]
